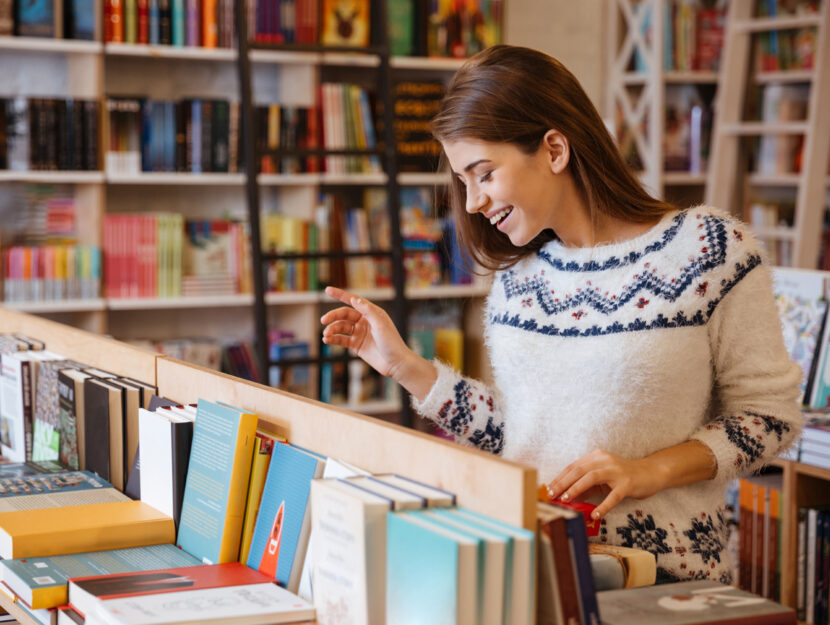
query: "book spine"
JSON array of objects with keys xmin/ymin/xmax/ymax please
[
  {"xmin": 171, "ymin": 0, "xmax": 184, "ymax": 44},
  {"xmin": 21, "ymin": 360, "xmax": 33, "ymax": 462}
]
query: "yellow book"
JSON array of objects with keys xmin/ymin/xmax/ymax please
[
  {"xmin": 435, "ymin": 327, "xmax": 464, "ymax": 371},
  {"xmin": 0, "ymin": 500, "xmax": 175, "ymax": 559},
  {"xmin": 587, "ymin": 543, "xmax": 657, "ymax": 588},
  {"xmin": 238, "ymin": 433, "xmax": 277, "ymax": 564}
]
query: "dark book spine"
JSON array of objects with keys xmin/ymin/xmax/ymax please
[
  {"xmin": 174, "ymin": 100, "xmax": 186, "ymax": 172},
  {"xmin": 158, "ymin": 0, "xmax": 171, "ymax": 44},
  {"xmin": 64, "ymin": 99, "xmax": 76, "ymax": 170},
  {"xmin": 72, "ymin": 99, "xmax": 85, "ymax": 171},
  {"xmin": 211, "ymin": 99, "xmax": 229, "ymax": 173},
  {"xmin": 83, "ymin": 380, "xmax": 111, "ymax": 482},
  {"xmin": 0, "ymin": 99, "xmax": 7, "ymax": 169},
  {"xmin": 21, "ymin": 360, "xmax": 33, "ymax": 461},
  {"xmin": 200, "ymin": 99, "xmax": 212, "ymax": 173},
  {"xmin": 44, "ymin": 98, "xmax": 56, "ymax": 170},
  {"xmin": 171, "ymin": 420, "xmax": 194, "ymax": 529},
  {"xmin": 55, "ymin": 99, "xmax": 68, "ymax": 171},
  {"xmin": 83, "ymin": 100, "xmax": 99, "ymax": 171}
]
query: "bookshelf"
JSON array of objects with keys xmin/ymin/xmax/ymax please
[
  {"xmin": 706, "ymin": 0, "xmax": 830, "ymax": 269},
  {"xmin": 0, "ymin": 305, "xmax": 535, "ymax": 625},
  {"xmin": 606, "ymin": 0, "xmax": 724, "ymax": 206}
]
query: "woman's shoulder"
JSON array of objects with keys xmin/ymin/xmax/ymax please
[{"xmin": 681, "ymin": 204, "xmax": 764, "ymax": 258}]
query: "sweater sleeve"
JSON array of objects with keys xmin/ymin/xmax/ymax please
[
  {"xmin": 691, "ymin": 261, "xmax": 803, "ymax": 482},
  {"xmin": 410, "ymin": 359, "xmax": 506, "ymax": 455}
]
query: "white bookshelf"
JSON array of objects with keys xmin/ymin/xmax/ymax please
[
  {"xmin": 0, "ymin": 36, "xmax": 102, "ymax": 54},
  {"xmin": 0, "ymin": 171, "xmax": 105, "ymax": 184},
  {"xmin": 1, "ymin": 299, "xmax": 107, "ymax": 313},
  {"xmin": 106, "ymin": 173, "xmax": 247, "ymax": 186}
]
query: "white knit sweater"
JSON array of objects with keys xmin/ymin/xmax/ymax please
[{"xmin": 413, "ymin": 206, "xmax": 803, "ymax": 583}]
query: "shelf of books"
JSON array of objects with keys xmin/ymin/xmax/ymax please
[
  {"xmin": 706, "ymin": 0, "xmax": 830, "ymax": 269},
  {"xmin": 0, "ymin": 306, "xmax": 538, "ymax": 625},
  {"xmin": 606, "ymin": 0, "xmax": 726, "ymax": 206}
]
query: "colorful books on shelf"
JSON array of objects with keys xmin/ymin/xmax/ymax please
[
  {"xmin": 736, "ymin": 474, "xmax": 783, "ymax": 602},
  {"xmin": 255, "ymin": 104, "xmax": 319, "ymax": 174},
  {"xmin": 796, "ymin": 503, "xmax": 830, "ymax": 624},
  {"xmin": 105, "ymin": 0, "xmax": 238, "ymax": 47},
  {"xmin": 0, "ymin": 543, "xmax": 201, "ymax": 610},
  {"xmin": 2, "ymin": 245, "xmax": 102, "ymax": 304},
  {"xmin": 319, "ymin": 83, "xmax": 381, "ymax": 175}
]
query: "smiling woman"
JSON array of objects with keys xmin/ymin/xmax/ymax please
[{"xmin": 320, "ymin": 45, "xmax": 803, "ymax": 585}]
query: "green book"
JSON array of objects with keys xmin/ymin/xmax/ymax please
[{"xmin": 0, "ymin": 543, "xmax": 201, "ymax": 609}]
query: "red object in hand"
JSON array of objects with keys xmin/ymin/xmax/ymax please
[{"xmin": 537, "ymin": 484, "xmax": 600, "ymax": 537}]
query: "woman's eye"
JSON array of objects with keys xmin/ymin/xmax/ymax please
[{"xmin": 480, "ymin": 171, "xmax": 492, "ymax": 183}]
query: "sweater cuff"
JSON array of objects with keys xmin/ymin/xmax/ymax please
[{"xmin": 410, "ymin": 359, "xmax": 460, "ymax": 421}]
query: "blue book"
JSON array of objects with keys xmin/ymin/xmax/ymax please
[
  {"xmin": 246, "ymin": 442, "xmax": 324, "ymax": 592},
  {"xmin": 66, "ymin": 0, "xmax": 96, "ymax": 39},
  {"xmin": 171, "ymin": 0, "xmax": 184, "ymax": 45},
  {"xmin": 0, "ymin": 543, "xmax": 200, "ymax": 609},
  {"xmin": 149, "ymin": 0, "xmax": 160, "ymax": 44},
  {"xmin": 15, "ymin": 0, "xmax": 55, "ymax": 37},
  {"xmin": 386, "ymin": 512, "xmax": 478, "ymax": 625},
  {"xmin": 190, "ymin": 100, "xmax": 202, "ymax": 173},
  {"xmin": 449, "ymin": 507, "xmax": 535, "ymax": 625},
  {"xmin": 176, "ymin": 400, "xmax": 257, "ymax": 565},
  {"xmin": 0, "ymin": 470, "xmax": 115, "ymax": 498}
]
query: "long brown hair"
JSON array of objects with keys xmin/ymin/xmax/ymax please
[{"xmin": 431, "ymin": 45, "xmax": 675, "ymax": 271}]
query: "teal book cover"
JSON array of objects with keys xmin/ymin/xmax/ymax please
[
  {"xmin": 176, "ymin": 399, "xmax": 253, "ymax": 564},
  {"xmin": 386, "ymin": 512, "xmax": 477, "ymax": 625},
  {"xmin": 245, "ymin": 442, "xmax": 324, "ymax": 592},
  {"xmin": 0, "ymin": 543, "xmax": 201, "ymax": 609}
]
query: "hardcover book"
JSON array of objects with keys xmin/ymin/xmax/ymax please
[
  {"xmin": 320, "ymin": 0, "xmax": 369, "ymax": 47},
  {"xmin": 0, "ymin": 543, "xmax": 200, "ymax": 609},
  {"xmin": 176, "ymin": 399, "xmax": 257, "ymax": 565},
  {"xmin": 0, "ymin": 470, "xmax": 127, "ymax": 513},
  {"xmin": 596, "ymin": 580, "xmax": 797, "ymax": 625}
]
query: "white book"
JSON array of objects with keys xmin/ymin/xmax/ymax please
[
  {"xmin": 85, "ymin": 582, "xmax": 315, "ymax": 625},
  {"xmin": 372, "ymin": 473, "xmax": 456, "ymax": 508},
  {"xmin": 310, "ymin": 478, "xmax": 391, "ymax": 625},
  {"xmin": 345, "ymin": 475, "xmax": 426, "ymax": 510},
  {"xmin": 0, "ymin": 352, "xmax": 37, "ymax": 462}
]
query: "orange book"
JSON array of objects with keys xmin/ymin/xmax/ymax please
[
  {"xmin": 320, "ymin": 0, "xmax": 370, "ymax": 47},
  {"xmin": 201, "ymin": 0, "xmax": 217, "ymax": 48},
  {"xmin": 108, "ymin": 0, "xmax": 124, "ymax": 42}
]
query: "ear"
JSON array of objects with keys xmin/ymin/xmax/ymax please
[{"xmin": 542, "ymin": 129, "xmax": 570, "ymax": 174}]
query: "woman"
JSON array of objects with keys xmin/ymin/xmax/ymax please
[{"xmin": 320, "ymin": 45, "xmax": 802, "ymax": 583}]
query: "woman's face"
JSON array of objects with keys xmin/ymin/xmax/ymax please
[{"xmin": 442, "ymin": 138, "xmax": 566, "ymax": 248}]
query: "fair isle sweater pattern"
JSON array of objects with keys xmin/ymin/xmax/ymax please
[
  {"xmin": 413, "ymin": 207, "xmax": 803, "ymax": 584},
  {"xmin": 492, "ymin": 211, "xmax": 763, "ymax": 337}
]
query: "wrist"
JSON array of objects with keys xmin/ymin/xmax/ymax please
[{"xmin": 390, "ymin": 351, "xmax": 437, "ymax": 402}]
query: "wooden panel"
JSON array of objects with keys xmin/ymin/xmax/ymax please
[
  {"xmin": 0, "ymin": 308, "xmax": 158, "ymax": 384},
  {"xmin": 156, "ymin": 357, "xmax": 537, "ymax": 530}
]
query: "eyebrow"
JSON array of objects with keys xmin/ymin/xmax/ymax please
[{"xmin": 464, "ymin": 159, "xmax": 491, "ymax": 172}]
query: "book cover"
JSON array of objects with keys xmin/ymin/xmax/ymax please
[
  {"xmin": 386, "ymin": 511, "xmax": 477, "ymax": 625},
  {"xmin": 57, "ymin": 369, "xmax": 92, "ymax": 471},
  {"xmin": 176, "ymin": 399, "xmax": 257, "ymax": 565},
  {"xmin": 246, "ymin": 442, "xmax": 325, "ymax": 592},
  {"xmin": 596, "ymin": 580, "xmax": 797, "ymax": 625},
  {"xmin": 320, "ymin": 0, "xmax": 369, "ymax": 47},
  {"xmin": 69, "ymin": 562, "xmax": 270, "ymax": 617},
  {"xmin": 86, "ymin": 581, "xmax": 314, "ymax": 625},
  {"xmin": 138, "ymin": 406, "xmax": 193, "ymax": 529},
  {"xmin": 309, "ymin": 479, "xmax": 391, "ymax": 624},
  {"xmin": 449, "ymin": 507, "xmax": 535, "ymax": 625},
  {"xmin": 416, "ymin": 509, "xmax": 507, "ymax": 625},
  {"xmin": 0, "ymin": 499, "xmax": 175, "ymax": 559},
  {"xmin": 0, "ymin": 543, "xmax": 200, "ymax": 609},
  {"xmin": 0, "ymin": 470, "xmax": 127, "ymax": 513},
  {"xmin": 0, "ymin": 352, "xmax": 35, "ymax": 463},
  {"xmin": 537, "ymin": 502, "xmax": 583, "ymax": 625},
  {"xmin": 32, "ymin": 359, "xmax": 80, "ymax": 463},
  {"xmin": 15, "ymin": 0, "xmax": 57, "ymax": 37},
  {"xmin": 83, "ymin": 377, "xmax": 125, "ymax": 491}
]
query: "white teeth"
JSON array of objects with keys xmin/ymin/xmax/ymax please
[{"xmin": 489, "ymin": 207, "xmax": 512, "ymax": 225}]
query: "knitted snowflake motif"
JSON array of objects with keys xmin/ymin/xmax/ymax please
[
  {"xmin": 616, "ymin": 511, "xmax": 672, "ymax": 554},
  {"xmin": 683, "ymin": 511, "xmax": 724, "ymax": 566}
]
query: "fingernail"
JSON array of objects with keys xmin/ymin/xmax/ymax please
[
  {"xmin": 546, "ymin": 485, "xmax": 556, "ymax": 500},
  {"xmin": 591, "ymin": 511, "xmax": 600, "ymax": 520},
  {"xmin": 561, "ymin": 493, "xmax": 570, "ymax": 502}
]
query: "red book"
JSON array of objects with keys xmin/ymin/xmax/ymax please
[
  {"xmin": 537, "ymin": 484, "xmax": 600, "ymax": 537},
  {"xmin": 68, "ymin": 563, "xmax": 270, "ymax": 618},
  {"xmin": 137, "ymin": 0, "xmax": 149, "ymax": 43}
]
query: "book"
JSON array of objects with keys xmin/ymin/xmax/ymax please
[
  {"xmin": 537, "ymin": 502, "xmax": 583, "ymax": 625},
  {"xmin": 68, "ymin": 563, "xmax": 270, "ymax": 617},
  {"xmin": 0, "ymin": 351, "xmax": 36, "ymax": 462},
  {"xmin": 246, "ymin": 442, "xmax": 325, "ymax": 592},
  {"xmin": 448, "ymin": 506, "xmax": 535, "ymax": 625},
  {"xmin": 124, "ymin": 395, "xmax": 179, "ymax": 500},
  {"xmin": 15, "ymin": 0, "xmax": 60, "ymax": 37},
  {"xmin": 176, "ymin": 399, "xmax": 257, "ymax": 565},
  {"xmin": 0, "ymin": 500, "xmax": 175, "ymax": 559},
  {"xmin": 386, "ymin": 511, "xmax": 478, "ymax": 625},
  {"xmin": 32, "ymin": 359, "xmax": 82, "ymax": 463},
  {"xmin": 239, "ymin": 433, "xmax": 281, "ymax": 565},
  {"xmin": 0, "ymin": 543, "xmax": 200, "ymax": 609},
  {"xmin": 596, "ymin": 580, "xmax": 797, "ymax": 625},
  {"xmin": 83, "ymin": 376, "xmax": 125, "ymax": 490},
  {"xmin": 84, "ymin": 581, "xmax": 315, "ymax": 625},
  {"xmin": 0, "ymin": 470, "xmax": 128, "ymax": 513},
  {"xmin": 320, "ymin": 0, "xmax": 370, "ymax": 47},
  {"xmin": 309, "ymin": 478, "xmax": 392, "ymax": 625},
  {"xmin": 416, "ymin": 508, "xmax": 507, "ymax": 625},
  {"xmin": 138, "ymin": 406, "xmax": 193, "ymax": 528},
  {"xmin": 587, "ymin": 543, "xmax": 657, "ymax": 589},
  {"xmin": 371, "ymin": 473, "xmax": 456, "ymax": 507},
  {"xmin": 57, "ymin": 369, "xmax": 93, "ymax": 471},
  {"xmin": 345, "ymin": 475, "xmax": 427, "ymax": 510}
]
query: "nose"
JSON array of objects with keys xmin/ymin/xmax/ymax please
[{"xmin": 465, "ymin": 185, "xmax": 489, "ymax": 214}]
